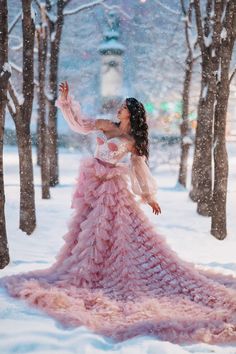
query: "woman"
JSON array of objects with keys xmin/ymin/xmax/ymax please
[{"xmin": 1, "ymin": 82, "xmax": 236, "ymax": 345}]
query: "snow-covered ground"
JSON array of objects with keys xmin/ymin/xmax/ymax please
[{"xmin": 0, "ymin": 142, "xmax": 236, "ymax": 354}]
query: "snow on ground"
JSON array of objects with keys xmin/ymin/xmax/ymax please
[{"xmin": 0, "ymin": 142, "xmax": 236, "ymax": 354}]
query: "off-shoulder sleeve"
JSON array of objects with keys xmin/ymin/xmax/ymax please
[
  {"xmin": 129, "ymin": 153, "xmax": 158, "ymax": 204},
  {"xmin": 55, "ymin": 94, "xmax": 96, "ymax": 134}
]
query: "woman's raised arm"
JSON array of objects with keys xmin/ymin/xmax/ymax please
[{"xmin": 55, "ymin": 81, "xmax": 96, "ymax": 135}]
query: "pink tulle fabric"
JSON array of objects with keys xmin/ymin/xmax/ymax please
[
  {"xmin": 55, "ymin": 95, "xmax": 96, "ymax": 134},
  {"xmin": 1, "ymin": 95, "xmax": 236, "ymax": 345},
  {"xmin": 129, "ymin": 154, "xmax": 158, "ymax": 204}
]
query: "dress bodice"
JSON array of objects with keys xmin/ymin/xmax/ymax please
[
  {"xmin": 55, "ymin": 93, "xmax": 158, "ymax": 204},
  {"xmin": 94, "ymin": 130, "xmax": 129, "ymax": 165}
]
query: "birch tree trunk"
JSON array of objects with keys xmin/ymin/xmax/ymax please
[{"xmin": 0, "ymin": 0, "xmax": 10, "ymax": 268}]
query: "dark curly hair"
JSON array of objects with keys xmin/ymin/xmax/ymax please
[{"xmin": 115, "ymin": 97, "xmax": 149, "ymax": 162}]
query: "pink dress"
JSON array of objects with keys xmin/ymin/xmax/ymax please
[{"xmin": 1, "ymin": 94, "xmax": 236, "ymax": 345}]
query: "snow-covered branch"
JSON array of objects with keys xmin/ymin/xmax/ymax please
[
  {"xmin": 9, "ymin": 60, "xmax": 40, "ymax": 87},
  {"xmin": 101, "ymin": 3, "xmax": 132, "ymax": 20},
  {"xmin": 155, "ymin": 0, "xmax": 181, "ymax": 15},
  {"xmin": 7, "ymin": 79, "xmax": 20, "ymax": 119},
  {"xmin": 63, "ymin": 0, "xmax": 107, "ymax": 16}
]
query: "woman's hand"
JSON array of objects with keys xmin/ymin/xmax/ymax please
[
  {"xmin": 59, "ymin": 81, "xmax": 69, "ymax": 101},
  {"xmin": 148, "ymin": 200, "xmax": 161, "ymax": 215}
]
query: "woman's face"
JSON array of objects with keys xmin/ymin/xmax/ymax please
[{"xmin": 117, "ymin": 101, "xmax": 130, "ymax": 122}]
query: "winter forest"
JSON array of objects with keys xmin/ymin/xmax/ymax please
[{"xmin": 0, "ymin": 0, "xmax": 236, "ymax": 353}]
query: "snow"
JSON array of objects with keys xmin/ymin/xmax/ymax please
[
  {"xmin": 201, "ymin": 84, "xmax": 208, "ymax": 99},
  {"xmin": 0, "ymin": 142, "xmax": 236, "ymax": 354},
  {"xmin": 51, "ymin": 31, "xmax": 56, "ymax": 42},
  {"xmin": 7, "ymin": 92, "xmax": 16, "ymax": 114},
  {"xmin": 9, "ymin": 60, "xmax": 22, "ymax": 74},
  {"xmin": 98, "ymin": 39, "xmax": 125, "ymax": 53},
  {"xmin": 204, "ymin": 34, "xmax": 212, "ymax": 48},
  {"xmin": 217, "ymin": 63, "xmax": 222, "ymax": 82},
  {"xmin": 221, "ymin": 27, "xmax": 227, "ymax": 40},
  {"xmin": 182, "ymin": 136, "xmax": 193, "ymax": 145},
  {"xmin": 3, "ymin": 62, "xmax": 12, "ymax": 74}
]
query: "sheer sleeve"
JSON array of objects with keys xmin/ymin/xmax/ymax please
[
  {"xmin": 129, "ymin": 153, "xmax": 158, "ymax": 204},
  {"xmin": 55, "ymin": 94, "xmax": 96, "ymax": 134}
]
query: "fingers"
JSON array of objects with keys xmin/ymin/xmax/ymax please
[
  {"xmin": 59, "ymin": 83, "xmax": 65, "ymax": 94},
  {"xmin": 59, "ymin": 81, "xmax": 69, "ymax": 94},
  {"xmin": 152, "ymin": 203, "xmax": 161, "ymax": 215}
]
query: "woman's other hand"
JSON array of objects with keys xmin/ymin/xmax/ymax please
[
  {"xmin": 148, "ymin": 200, "xmax": 161, "ymax": 215},
  {"xmin": 59, "ymin": 81, "xmax": 69, "ymax": 101}
]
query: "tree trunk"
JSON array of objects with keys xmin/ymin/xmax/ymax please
[
  {"xmin": 0, "ymin": 0, "xmax": 10, "ymax": 268},
  {"xmin": 36, "ymin": 109, "xmax": 42, "ymax": 166},
  {"xmin": 211, "ymin": 2, "xmax": 236, "ymax": 239},
  {"xmin": 189, "ymin": 84, "xmax": 202, "ymax": 202},
  {"xmin": 48, "ymin": 1, "xmax": 64, "ymax": 187},
  {"xmin": 37, "ymin": 22, "xmax": 50, "ymax": 199},
  {"xmin": 190, "ymin": 54, "xmax": 215, "ymax": 215},
  {"xmin": 190, "ymin": 0, "xmax": 222, "ymax": 215},
  {"xmin": 211, "ymin": 81, "xmax": 229, "ymax": 239},
  {"xmin": 195, "ymin": 56, "xmax": 215, "ymax": 216},
  {"xmin": 16, "ymin": 121, "xmax": 36, "ymax": 235},
  {"xmin": 19, "ymin": 0, "xmax": 36, "ymax": 234},
  {"xmin": 178, "ymin": 54, "xmax": 193, "ymax": 188}
]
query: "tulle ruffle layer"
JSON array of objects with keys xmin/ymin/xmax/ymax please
[{"xmin": 1, "ymin": 156, "xmax": 236, "ymax": 345}]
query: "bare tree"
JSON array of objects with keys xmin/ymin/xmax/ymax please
[
  {"xmin": 46, "ymin": 0, "xmax": 65, "ymax": 187},
  {"xmin": 36, "ymin": 3, "xmax": 50, "ymax": 199},
  {"xmin": 178, "ymin": 0, "xmax": 197, "ymax": 188},
  {"xmin": 211, "ymin": 1, "xmax": 236, "ymax": 239},
  {"xmin": 190, "ymin": 0, "xmax": 222, "ymax": 216},
  {"xmin": 0, "ymin": 0, "xmax": 10, "ymax": 268},
  {"xmin": 7, "ymin": 0, "xmax": 36, "ymax": 235}
]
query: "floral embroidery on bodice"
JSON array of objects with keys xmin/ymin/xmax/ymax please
[{"xmin": 94, "ymin": 130, "xmax": 129, "ymax": 164}]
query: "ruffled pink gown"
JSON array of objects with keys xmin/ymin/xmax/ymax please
[{"xmin": 1, "ymin": 94, "xmax": 236, "ymax": 345}]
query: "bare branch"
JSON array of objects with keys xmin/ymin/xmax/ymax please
[
  {"xmin": 155, "ymin": 0, "xmax": 181, "ymax": 15},
  {"xmin": 34, "ymin": 0, "xmax": 53, "ymax": 22},
  {"xmin": 9, "ymin": 60, "xmax": 22, "ymax": 74},
  {"xmin": 7, "ymin": 98, "xmax": 17, "ymax": 120},
  {"xmin": 33, "ymin": 0, "xmax": 41, "ymax": 9},
  {"xmin": 101, "ymin": 3, "xmax": 132, "ymax": 20},
  {"xmin": 193, "ymin": 53, "xmax": 201, "ymax": 62},
  {"xmin": 229, "ymin": 67, "xmax": 236, "ymax": 85},
  {"xmin": 63, "ymin": 0, "xmax": 107, "ymax": 16},
  {"xmin": 8, "ymin": 11, "xmax": 21, "ymax": 34},
  {"xmin": 180, "ymin": 0, "xmax": 186, "ymax": 16},
  {"xmin": 193, "ymin": 0, "xmax": 205, "ymax": 53},
  {"xmin": 182, "ymin": 1, "xmax": 194, "ymax": 54},
  {"xmin": 7, "ymin": 79, "xmax": 20, "ymax": 112}
]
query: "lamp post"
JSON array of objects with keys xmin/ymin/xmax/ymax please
[{"xmin": 98, "ymin": 11, "xmax": 125, "ymax": 115}]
